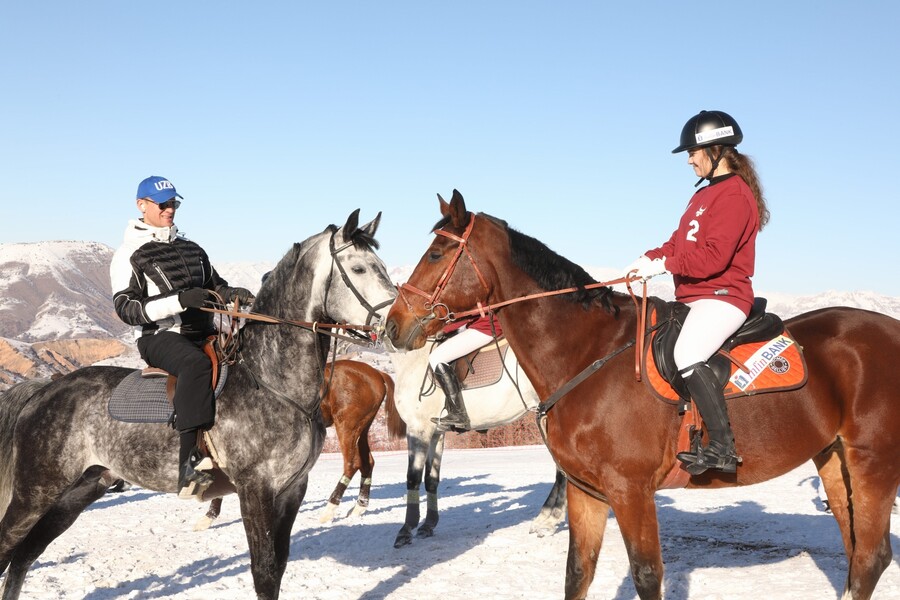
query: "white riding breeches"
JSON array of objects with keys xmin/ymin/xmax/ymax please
[
  {"xmin": 428, "ymin": 327, "xmax": 494, "ymax": 369},
  {"xmin": 673, "ymin": 299, "xmax": 747, "ymax": 376}
]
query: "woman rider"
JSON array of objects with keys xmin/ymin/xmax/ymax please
[{"xmin": 623, "ymin": 110, "xmax": 770, "ymax": 475}]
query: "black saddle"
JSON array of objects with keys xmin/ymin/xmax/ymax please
[{"xmin": 651, "ymin": 297, "xmax": 784, "ymax": 401}]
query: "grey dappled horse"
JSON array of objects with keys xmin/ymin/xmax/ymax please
[
  {"xmin": 0, "ymin": 210, "xmax": 396, "ymax": 600},
  {"xmin": 387, "ymin": 343, "xmax": 567, "ymax": 548}
]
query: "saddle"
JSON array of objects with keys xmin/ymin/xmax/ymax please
[
  {"xmin": 643, "ymin": 298, "xmax": 808, "ymax": 489},
  {"xmin": 108, "ymin": 337, "xmax": 228, "ymax": 424},
  {"xmin": 645, "ymin": 298, "xmax": 808, "ymax": 405},
  {"xmin": 450, "ymin": 338, "xmax": 511, "ymax": 390}
]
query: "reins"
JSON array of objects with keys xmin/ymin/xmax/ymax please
[
  {"xmin": 201, "ymin": 304, "xmax": 376, "ymax": 346},
  {"xmin": 399, "ymin": 211, "xmax": 653, "ymax": 383}
]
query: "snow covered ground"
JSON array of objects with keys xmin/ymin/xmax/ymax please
[{"xmin": 10, "ymin": 445, "xmax": 900, "ymax": 599}]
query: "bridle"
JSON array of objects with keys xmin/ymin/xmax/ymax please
[
  {"xmin": 203, "ymin": 228, "xmax": 392, "ymax": 347},
  {"xmin": 396, "ymin": 212, "xmax": 492, "ymax": 325},
  {"xmin": 329, "ymin": 232, "xmax": 395, "ymax": 327},
  {"xmin": 395, "ymin": 211, "xmax": 653, "ymax": 382},
  {"xmin": 200, "ymin": 227, "xmax": 394, "ymax": 419}
]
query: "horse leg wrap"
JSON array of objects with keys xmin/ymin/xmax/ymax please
[
  {"xmin": 403, "ymin": 490, "xmax": 421, "ymax": 529},
  {"xmin": 358, "ymin": 477, "xmax": 372, "ymax": 508},
  {"xmin": 329, "ymin": 476, "xmax": 351, "ymax": 505}
]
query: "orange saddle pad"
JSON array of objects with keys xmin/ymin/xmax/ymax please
[{"xmin": 644, "ymin": 330, "xmax": 808, "ymax": 403}]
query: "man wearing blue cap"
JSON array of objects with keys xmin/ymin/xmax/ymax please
[{"xmin": 110, "ymin": 176, "xmax": 254, "ymax": 498}]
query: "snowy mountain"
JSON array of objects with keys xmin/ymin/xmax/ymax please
[
  {"xmin": 0, "ymin": 241, "xmax": 127, "ymax": 342},
  {"xmin": 1, "ymin": 241, "xmax": 898, "ymax": 388}
]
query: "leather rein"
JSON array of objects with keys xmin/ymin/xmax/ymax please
[
  {"xmin": 397, "ymin": 211, "xmax": 652, "ymax": 382},
  {"xmin": 201, "ymin": 228, "xmax": 388, "ymax": 350}
]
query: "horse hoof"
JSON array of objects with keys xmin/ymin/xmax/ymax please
[
  {"xmin": 319, "ymin": 503, "xmax": 339, "ymax": 524},
  {"xmin": 416, "ymin": 525, "xmax": 435, "ymax": 538},
  {"xmin": 394, "ymin": 533, "xmax": 413, "ymax": 548},
  {"xmin": 346, "ymin": 504, "xmax": 367, "ymax": 519},
  {"xmin": 194, "ymin": 515, "xmax": 216, "ymax": 531}
]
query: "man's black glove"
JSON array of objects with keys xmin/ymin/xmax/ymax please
[
  {"xmin": 228, "ymin": 287, "xmax": 255, "ymax": 304},
  {"xmin": 179, "ymin": 287, "xmax": 211, "ymax": 309}
]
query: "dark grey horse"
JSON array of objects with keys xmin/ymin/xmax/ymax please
[{"xmin": 0, "ymin": 210, "xmax": 397, "ymax": 600}]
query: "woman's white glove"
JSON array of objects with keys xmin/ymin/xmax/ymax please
[
  {"xmin": 622, "ymin": 255, "xmax": 653, "ymax": 278},
  {"xmin": 623, "ymin": 255, "xmax": 668, "ymax": 281}
]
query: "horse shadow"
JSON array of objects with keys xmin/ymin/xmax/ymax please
[
  {"xmin": 288, "ymin": 473, "xmax": 559, "ymax": 598},
  {"xmin": 602, "ymin": 489, "xmax": 900, "ymax": 600},
  {"xmin": 28, "ymin": 475, "xmax": 550, "ymax": 600},
  {"xmin": 285, "ymin": 471, "xmax": 898, "ymax": 600},
  {"xmin": 28, "ymin": 472, "xmax": 899, "ymax": 599}
]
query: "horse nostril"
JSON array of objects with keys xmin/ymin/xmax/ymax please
[{"xmin": 384, "ymin": 319, "xmax": 397, "ymax": 342}]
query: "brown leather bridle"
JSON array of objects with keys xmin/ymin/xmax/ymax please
[
  {"xmin": 397, "ymin": 212, "xmax": 492, "ymax": 323},
  {"xmin": 395, "ymin": 211, "xmax": 652, "ymax": 382}
]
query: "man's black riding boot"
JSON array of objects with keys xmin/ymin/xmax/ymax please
[
  {"xmin": 430, "ymin": 363, "xmax": 470, "ymax": 432},
  {"xmin": 178, "ymin": 430, "xmax": 214, "ymax": 499},
  {"xmin": 676, "ymin": 363, "xmax": 741, "ymax": 475}
]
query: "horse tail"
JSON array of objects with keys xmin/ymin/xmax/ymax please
[
  {"xmin": 0, "ymin": 379, "xmax": 52, "ymax": 514},
  {"xmin": 381, "ymin": 371, "xmax": 406, "ymax": 439}
]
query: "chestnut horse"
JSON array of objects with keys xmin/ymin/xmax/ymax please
[
  {"xmin": 384, "ymin": 191, "xmax": 900, "ymax": 600},
  {"xmin": 195, "ymin": 359, "xmax": 405, "ymax": 530}
]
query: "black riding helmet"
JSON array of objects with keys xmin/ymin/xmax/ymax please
[
  {"xmin": 672, "ymin": 110, "xmax": 743, "ymax": 154},
  {"xmin": 674, "ymin": 110, "xmax": 743, "ymax": 186}
]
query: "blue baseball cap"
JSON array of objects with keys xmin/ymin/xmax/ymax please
[{"xmin": 136, "ymin": 176, "xmax": 183, "ymax": 203}]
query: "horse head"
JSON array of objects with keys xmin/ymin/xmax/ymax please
[
  {"xmin": 385, "ymin": 190, "xmax": 613, "ymax": 352},
  {"xmin": 327, "ymin": 209, "xmax": 397, "ymax": 327},
  {"xmin": 248, "ymin": 210, "xmax": 397, "ymax": 358},
  {"xmin": 386, "ymin": 190, "xmax": 498, "ymax": 350}
]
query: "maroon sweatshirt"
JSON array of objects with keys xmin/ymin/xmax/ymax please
[{"xmin": 644, "ymin": 174, "xmax": 759, "ymax": 316}]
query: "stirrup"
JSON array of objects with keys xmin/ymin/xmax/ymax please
[
  {"xmin": 178, "ymin": 469, "xmax": 214, "ymax": 499},
  {"xmin": 178, "ymin": 448, "xmax": 215, "ymax": 499},
  {"xmin": 430, "ymin": 412, "xmax": 470, "ymax": 432},
  {"xmin": 677, "ymin": 446, "xmax": 741, "ymax": 476}
]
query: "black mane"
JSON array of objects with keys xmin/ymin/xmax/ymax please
[{"xmin": 481, "ymin": 213, "xmax": 616, "ymax": 312}]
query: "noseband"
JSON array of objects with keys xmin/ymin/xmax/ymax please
[{"xmin": 397, "ymin": 212, "xmax": 491, "ymax": 324}]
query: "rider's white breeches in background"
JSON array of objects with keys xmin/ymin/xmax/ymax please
[
  {"xmin": 428, "ymin": 327, "xmax": 494, "ymax": 369},
  {"xmin": 674, "ymin": 298, "xmax": 747, "ymax": 375}
]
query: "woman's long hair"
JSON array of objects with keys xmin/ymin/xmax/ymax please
[{"xmin": 721, "ymin": 146, "xmax": 770, "ymax": 230}]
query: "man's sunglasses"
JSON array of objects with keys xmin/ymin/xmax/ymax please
[{"xmin": 156, "ymin": 199, "xmax": 181, "ymax": 211}]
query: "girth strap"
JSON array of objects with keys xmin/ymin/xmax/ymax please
[{"xmin": 535, "ymin": 340, "xmax": 636, "ymax": 504}]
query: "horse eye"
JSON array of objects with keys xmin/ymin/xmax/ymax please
[
  {"xmin": 428, "ymin": 250, "xmax": 442, "ymax": 262},
  {"xmin": 352, "ymin": 266, "xmax": 366, "ymax": 274}
]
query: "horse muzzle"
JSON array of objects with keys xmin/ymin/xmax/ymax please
[{"xmin": 384, "ymin": 314, "xmax": 430, "ymax": 351}]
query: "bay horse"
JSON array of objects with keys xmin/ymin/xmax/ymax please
[
  {"xmin": 0, "ymin": 210, "xmax": 397, "ymax": 600},
  {"xmin": 384, "ymin": 191, "xmax": 900, "ymax": 600},
  {"xmin": 195, "ymin": 358, "xmax": 405, "ymax": 530},
  {"xmin": 386, "ymin": 342, "xmax": 568, "ymax": 547}
]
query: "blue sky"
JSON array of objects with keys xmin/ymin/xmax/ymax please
[{"xmin": 2, "ymin": 2, "xmax": 898, "ymax": 295}]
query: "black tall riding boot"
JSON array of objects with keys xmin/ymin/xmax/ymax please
[
  {"xmin": 430, "ymin": 363, "xmax": 470, "ymax": 432},
  {"xmin": 676, "ymin": 362, "xmax": 741, "ymax": 475}
]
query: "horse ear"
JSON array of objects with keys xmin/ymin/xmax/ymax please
[
  {"xmin": 448, "ymin": 189, "xmax": 467, "ymax": 227},
  {"xmin": 438, "ymin": 193, "xmax": 449, "ymax": 216},
  {"xmin": 359, "ymin": 211, "xmax": 382, "ymax": 237},
  {"xmin": 339, "ymin": 209, "xmax": 361, "ymax": 243}
]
